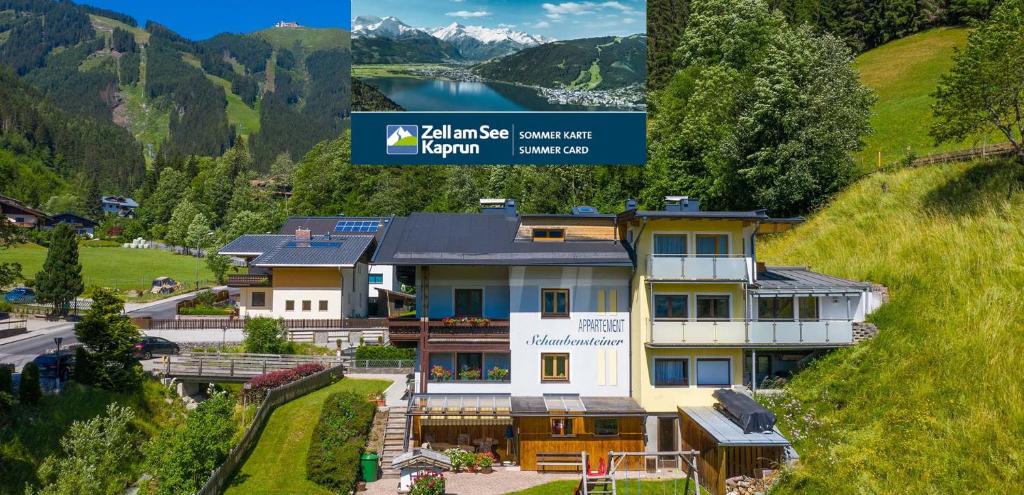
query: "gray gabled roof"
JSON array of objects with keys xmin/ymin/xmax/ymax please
[
  {"xmin": 753, "ymin": 266, "xmax": 871, "ymax": 293},
  {"xmin": 218, "ymin": 234, "xmax": 374, "ymax": 267},
  {"xmin": 279, "ymin": 216, "xmax": 391, "ymax": 242},
  {"xmin": 391, "ymin": 449, "xmax": 452, "ymax": 469},
  {"xmin": 373, "ymin": 213, "xmax": 631, "ymax": 267}
]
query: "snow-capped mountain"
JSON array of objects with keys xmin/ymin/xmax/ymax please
[
  {"xmin": 352, "ymin": 16, "xmax": 551, "ymax": 60},
  {"xmin": 430, "ymin": 22, "xmax": 551, "ymax": 60},
  {"xmin": 352, "ymin": 15, "xmax": 430, "ymax": 39}
]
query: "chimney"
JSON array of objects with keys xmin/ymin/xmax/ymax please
[
  {"xmin": 664, "ymin": 196, "xmax": 700, "ymax": 212},
  {"xmin": 624, "ymin": 198, "xmax": 638, "ymax": 211},
  {"xmin": 480, "ymin": 198, "xmax": 517, "ymax": 216},
  {"xmin": 295, "ymin": 228, "xmax": 311, "ymax": 241}
]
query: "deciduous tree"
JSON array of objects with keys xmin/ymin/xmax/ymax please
[
  {"xmin": 32, "ymin": 404, "xmax": 138, "ymax": 495},
  {"xmin": 73, "ymin": 288, "xmax": 142, "ymax": 390}
]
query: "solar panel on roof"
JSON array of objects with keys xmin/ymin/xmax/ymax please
[{"xmin": 334, "ymin": 220, "xmax": 379, "ymax": 233}]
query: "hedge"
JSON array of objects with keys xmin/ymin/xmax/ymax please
[
  {"xmin": 306, "ymin": 391, "xmax": 376, "ymax": 491},
  {"xmin": 242, "ymin": 363, "xmax": 325, "ymax": 403},
  {"xmin": 354, "ymin": 345, "xmax": 415, "ymax": 361}
]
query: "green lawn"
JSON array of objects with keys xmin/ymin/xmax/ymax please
[
  {"xmin": 759, "ymin": 159, "xmax": 1024, "ymax": 493},
  {"xmin": 507, "ymin": 479, "xmax": 704, "ymax": 495},
  {"xmin": 0, "ymin": 380, "xmax": 182, "ymax": 495},
  {"xmin": 225, "ymin": 378, "xmax": 392, "ymax": 495},
  {"xmin": 205, "ymin": 73, "xmax": 261, "ymax": 137},
  {"xmin": 852, "ymin": 27, "xmax": 1000, "ymax": 171},
  {"xmin": 1, "ymin": 243, "xmax": 214, "ymax": 292},
  {"xmin": 254, "ymin": 27, "xmax": 350, "ymax": 52}
]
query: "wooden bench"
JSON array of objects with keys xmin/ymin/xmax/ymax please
[{"xmin": 536, "ymin": 452, "xmax": 583, "ymax": 471}]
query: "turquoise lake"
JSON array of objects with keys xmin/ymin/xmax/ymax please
[{"xmin": 362, "ymin": 77, "xmax": 605, "ymax": 111}]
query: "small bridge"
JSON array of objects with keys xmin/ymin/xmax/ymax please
[{"xmin": 151, "ymin": 352, "xmax": 344, "ymax": 383}]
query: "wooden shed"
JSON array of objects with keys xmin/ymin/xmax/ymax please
[{"xmin": 678, "ymin": 406, "xmax": 791, "ymax": 495}]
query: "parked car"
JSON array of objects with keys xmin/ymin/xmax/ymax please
[
  {"xmin": 150, "ymin": 277, "xmax": 180, "ymax": 294},
  {"xmin": 133, "ymin": 336, "xmax": 180, "ymax": 359},
  {"xmin": 33, "ymin": 352, "xmax": 75, "ymax": 382},
  {"xmin": 4, "ymin": 287, "xmax": 35, "ymax": 304}
]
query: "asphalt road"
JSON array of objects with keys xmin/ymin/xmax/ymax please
[{"xmin": 0, "ymin": 288, "xmax": 231, "ymax": 369}]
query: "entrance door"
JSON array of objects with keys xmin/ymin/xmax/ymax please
[{"xmin": 657, "ymin": 417, "xmax": 678, "ymax": 468}]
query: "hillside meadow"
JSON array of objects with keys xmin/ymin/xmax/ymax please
[{"xmin": 759, "ymin": 159, "xmax": 1024, "ymax": 493}]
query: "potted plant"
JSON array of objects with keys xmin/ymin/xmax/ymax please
[
  {"xmin": 430, "ymin": 365, "xmax": 452, "ymax": 381},
  {"xmin": 459, "ymin": 368, "xmax": 481, "ymax": 381},
  {"xmin": 476, "ymin": 452, "xmax": 494, "ymax": 474},
  {"xmin": 368, "ymin": 391, "xmax": 386, "ymax": 406},
  {"xmin": 486, "ymin": 366, "xmax": 509, "ymax": 381}
]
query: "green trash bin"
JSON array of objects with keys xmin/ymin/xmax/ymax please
[{"xmin": 361, "ymin": 453, "xmax": 380, "ymax": 482}]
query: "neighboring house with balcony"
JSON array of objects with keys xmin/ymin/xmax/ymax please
[
  {"xmin": 100, "ymin": 196, "xmax": 138, "ymax": 217},
  {"xmin": 278, "ymin": 216, "xmax": 402, "ymax": 316},
  {"xmin": 374, "ymin": 199, "xmax": 645, "ymax": 470},
  {"xmin": 617, "ymin": 196, "xmax": 882, "ymax": 455},
  {"xmin": 1, "ymin": 195, "xmax": 48, "ymax": 228},
  {"xmin": 218, "ymin": 227, "xmax": 374, "ymax": 320}
]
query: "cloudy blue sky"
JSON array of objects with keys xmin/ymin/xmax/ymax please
[
  {"xmin": 80, "ymin": 0, "xmax": 349, "ymax": 40},
  {"xmin": 352, "ymin": 0, "xmax": 646, "ymax": 39}
]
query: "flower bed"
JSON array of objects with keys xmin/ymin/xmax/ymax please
[
  {"xmin": 440, "ymin": 317, "xmax": 490, "ymax": 327},
  {"xmin": 242, "ymin": 363, "xmax": 326, "ymax": 403}
]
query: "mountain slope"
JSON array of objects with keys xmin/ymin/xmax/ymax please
[
  {"xmin": 472, "ymin": 35, "xmax": 646, "ymax": 89},
  {"xmin": 759, "ymin": 160, "xmax": 1024, "ymax": 493},
  {"xmin": 430, "ymin": 22, "xmax": 548, "ymax": 60},
  {"xmin": 853, "ymin": 27, "xmax": 989, "ymax": 172}
]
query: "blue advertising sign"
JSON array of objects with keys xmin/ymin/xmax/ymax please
[{"xmin": 352, "ymin": 112, "xmax": 647, "ymax": 165}]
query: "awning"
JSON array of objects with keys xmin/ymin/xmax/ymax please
[
  {"xmin": 420, "ymin": 416, "xmax": 513, "ymax": 426},
  {"xmin": 409, "ymin": 394, "xmax": 512, "ymax": 416}
]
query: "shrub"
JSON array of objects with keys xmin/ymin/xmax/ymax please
[
  {"xmin": 0, "ymin": 391, "xmax": 13, "ymax": 424},
  {"xmin": 0, "ymin": 300, "xmax": 12, "ymax": 313},
  {"xmin": 243, "ymin": 317, "xmax": 288, "ymax": 354},
  {"xmin": 34, "ymin": 404, "xmax": 138, "ymax": 495},
  {"xmin": 353, "ymin": 345, "xmax": 415, "ymax": 361},
  {"xmin": 72, "ymin": 346, "xmax": 95, "ymax": 384},
  {"xmin": 306, "ymin": 391, "xmax": 376, "ymax": 492},
  {"xmin": 192, "ymin": 289, "xmax": 218, "ymax": 307},
  {"xmin": 20, "ymin": 362, "xmax": 41, "ymax": 404},
  {"xmin": 443, "ymin": 448, "xmax": 475, "ymax": 471},
  {"xmin": 242, "ymin": 363, "xmax": 325, "ymax": 403},
  {"xmin": 143, "ymin": 393, "xmax": 237, "ymax": 495},
  {"xmin": 178, "ymin": 305, "xmax": 232, "ymax": 316},
  {"xmin": 410, "ymin": 471, "xmax": 445, "ymax": 495},
  {"xmin": 0, "ymin": 364, "xmax": 12, "ymax": 394}
]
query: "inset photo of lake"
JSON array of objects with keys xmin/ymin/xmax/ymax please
[{"xmin": 351, "ymin": 0, "xmax": 647, "ymax": 112}]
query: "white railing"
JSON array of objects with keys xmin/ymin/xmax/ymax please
[
  {"xmin": 649, "ymin": 319, "xmax": 854, "ymax": 345},
  {"xmin": 648, "ymin": 255, "xmax": 752, "ymax": 282}
]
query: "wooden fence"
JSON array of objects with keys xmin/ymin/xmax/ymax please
[
  {"xmin": 909, "ymin": 142, "xmax": 1016, "ymax": 167},
  {"xmin": 158, "ymin": 352, "xmax": 343, "ymax": 379},
  {"xmin": 137, "ymin": 317, "xmax": 387, "ymax": 330},
  {"xmin": 195, "ymin": 364, "xmax": 345, "ymax": 495}
]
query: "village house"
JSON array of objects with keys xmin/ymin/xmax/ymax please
[
  {"xmin": 374, "ymin": 200, "xmax": 646, "ymax": 470},
  {"xmin": 47, "ymin": 212, "xmax": 98, "ymax": 237},
  {"xmin": 100, "ymin": 196, "xmax": 138, "ymax": 217},
  {"xmin": 616, "ymin": 196, "xmax": 882, "ymax": 466},
  {"xmin": 0, "ymin": 195, "xmax": 49, "ymax": 228}
]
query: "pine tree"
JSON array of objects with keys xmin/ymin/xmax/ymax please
[
  {"xmin": 34, "ymin": 223, "xmax": 84, "ymax": 317},
  {"xmin": 82, "ymin": 179, "xmax": 103, "ymax": 220},
  {"xmin": 73, "ymin": 288, "xmax": 141, "ymax": 390}
]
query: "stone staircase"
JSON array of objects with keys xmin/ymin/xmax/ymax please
[{"xmin": 380, "ymin": 409, "xmax": 409, "ymax": 479}]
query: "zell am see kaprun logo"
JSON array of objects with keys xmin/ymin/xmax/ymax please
[{"xmin": 386, "ymin": 124, "xmax": 511, "ymax": 158}]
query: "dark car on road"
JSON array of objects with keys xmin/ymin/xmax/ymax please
[
  {"xmin": 133, "ymin": 336, "xmax": 180, "ymax": 359},
  {"xmin": 4, "ymin": 287, "xmax": 35, "ymax": 304},
  {"xmin": 33, "ymin": 352, "xmax": 75, "ymax": 382}
]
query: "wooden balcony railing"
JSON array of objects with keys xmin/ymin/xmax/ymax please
[
  {"xmin": 387, "ymin": 318, "xmax": 511, "ymax": 341},
  {"xmin": 226, "ymin": 274, "xmax": 271, "ymax": 287}
]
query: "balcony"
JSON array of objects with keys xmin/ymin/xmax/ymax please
[
  {"xmin": 649, "ymin": 319, "xmax": 853, "ymax": 346},
  {"xmin": 388, "ymin": 319, "xmax": 511, "ymax": 346},
  {"xmin": 647, "ymin": 255, "xmax": 752, "ymax": 282},
  {"xmin": 226, "ymin": 274, "xmax": 271, "ymax": 287}
]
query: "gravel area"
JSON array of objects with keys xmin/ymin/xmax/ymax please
[{"xmin": 363, "ymin": 467, "xmax": 578, "ymax": 495}]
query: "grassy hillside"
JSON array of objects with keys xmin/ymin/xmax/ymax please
[
  {"xmin": 853, "ymin": 27, "xmax": 990, "ymax": 172},
  {"xmin": 3, "ymin": 243, "xmax": 215, "ymax": 292},
  {"xmin": 759, "ymin": 159, "xmax": 1024, "ymax": 493},
  {"xmin": 255, "ymin": 27, "xmax": 350, "ymax": 52}
]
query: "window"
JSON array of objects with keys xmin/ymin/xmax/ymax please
[
  {"xmin": 653, "ymin": 234, "xmax": 686, "ymax": 255},
  {"xmin": 696, "ymin": 358, "xmax": 731, "ymax": 387},
  {"xmin": 758, "ymin": 297, "xmax": 794, "ymax": 320},
  {"xmin": 551, "ymin": 417, "xmax": 574, "ymax": 436},
  {"xmin": 456, "ymin": 353, "xmax": 483, "ymax": 378},
  {"xmin": 696, "ymin": 295, "xmax": 730, "ymax": 320},
  {"xmin": 318, "ymin": 300, "xmax": 328, "ymax": 311},
  {"xmin": 453, "ymin": 289, "xmax": 483, "ymax": 317},
  {"xmin": 695, "ymin": 234, "xmax": 729, "ymax": 256},
  {"xmin": 428, "ymin": 353, "xmax": 454, "ymax": 380},
  {"xmin": 532, "ymin": 228, "xmax": 565, "ymax": 241},
  {"xmin": 285, "ymin": 300, "xmax": 295, "ymax": 311},
  {"xmin": 541, "ymin": 353, "xmax": 569, "ymax": 382},
  {"xmin": 368, "ymin": 273, "xmax": 384, "ymax": 284},
  {"xmin": 302, "ymin": 300, "xmax": 312, "ymax": 311},
  {"xmin": 484, "ymin": 353, "xmax": 511, "ymax": 380},
  {"xmin": 654, "ymin": 294, "xmax": 688, "ymax": 319},
  {"xmin": 798, "ymin": 297, "xmax": 820, "ymax": 321},
  {"xmin": 251, "ymin": 291, "xmax": 266, "ymax": 308},
  {"xmin": 594, "ymin": 418, "xmax": 619, "ymax": 437},
  {"xmin": 541, "ymin": 289, "xmax": 570, "ymax": 317},
  {"xmin": 653, "ymin": 358, "xmax": 689, "ymax": 386}
]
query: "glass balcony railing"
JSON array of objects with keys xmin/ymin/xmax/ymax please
[
  {"xmin": 649, "ymin": 319, "xmax": 854, "ymax": 345},
  {"xmin": 647, "ymin": 255, "xmax": 752, "ymax": 282}
]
